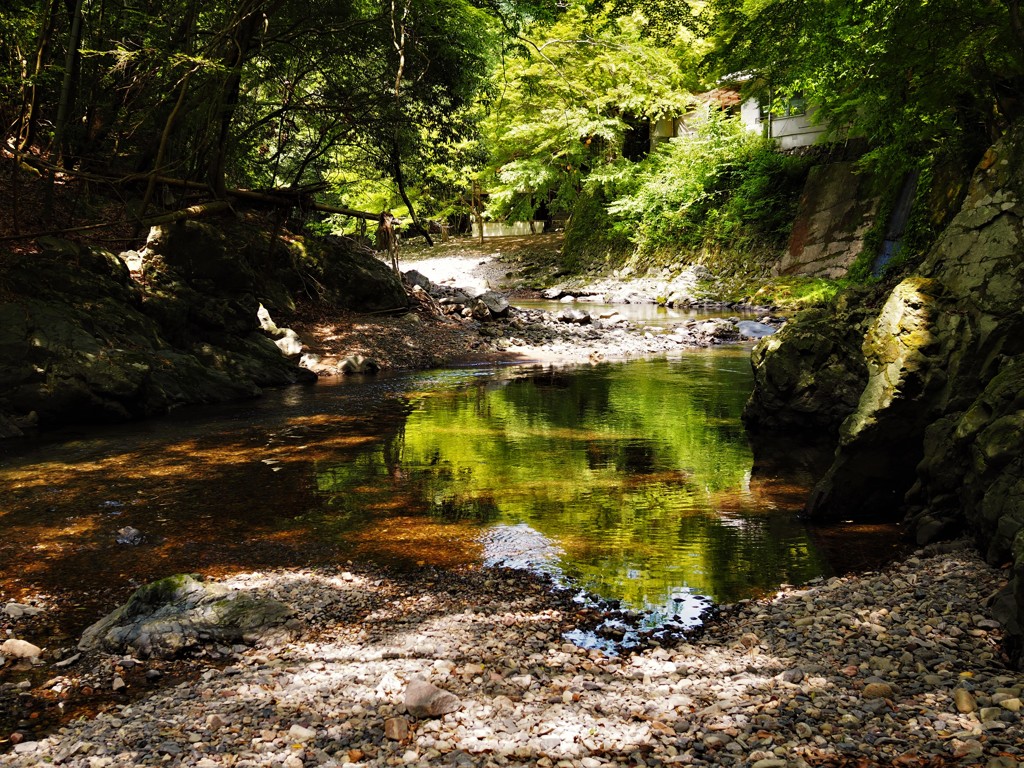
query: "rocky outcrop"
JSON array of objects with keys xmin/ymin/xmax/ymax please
[
  {"xmin": 78, "ymin": 574, "xmax": 294, "ymax": 658},
  {"xmin": 742, "ymin": 291, "xmax": 875, "ymax": 436},
  {"xmin": 806, "ymin": 277, "xmax": 951, "ymax": 517},
  {"xmin": 748, "ymin": 123, "xmax": 1024, "ymax": 664},
  {"xmin": 0, "ymin": 219, "xmax": 406, "ymax": 432}
]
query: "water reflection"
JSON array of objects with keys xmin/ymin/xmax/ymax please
[
  {"xmin": 0, "ymin": 352, "xmax": 900, "ymax": 640},
  {"xmin": 311, "ymin": 350, "xmax": 833, "ymax": 621}
]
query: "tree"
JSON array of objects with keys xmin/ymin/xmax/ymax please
[
  {"xmin": 478, "ymin": 1, "xmax": 698, "ymax": 222},
  {"xmin": 703, "ymin": 0, "xmax": 1024, "ymax": 168},
  {"xmin": 1, "ymin": 0, "xmax": 504, "ymax": 231}
]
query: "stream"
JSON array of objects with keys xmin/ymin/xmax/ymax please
[{"xmin": 0, "ymin": 346, "xmax": 904, "ymax": 654}]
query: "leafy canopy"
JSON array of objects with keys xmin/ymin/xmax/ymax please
[{"xmin": 479, "ymin": 1, "xmax": 701, "ymax": 221}]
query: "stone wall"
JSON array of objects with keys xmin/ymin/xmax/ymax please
[{"xmin": 778, "ymin": 161, "xmax": 880, "ymax": 278}]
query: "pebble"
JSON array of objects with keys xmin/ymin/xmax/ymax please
[
  {"xmin": 287, "ymin": 724, "xmax": 316, "ymax": 742},
  {"xmin": 385, "ymin": 716, "xmax": 410, "ymax": 741},
  {"xmin": 780, "ymin": 667, "xmax": 804, "ymax": 684},
  {"xmin": 862, "ymin": 682, "xmax": 895, "ymax": 700},
  {"xmin": 404, "ymin": 678, "xmax": 461, "ymax": 718},
  {"xmin": 3, "ymin": 603, "xmax": 43, "ymax": 619},
  {"xmin": 0, "ymin": 551, "xmax": 1020, "ymax": 768},
  {"xmin": 954, "ymin": 687, "xmax": 978, "ymax": 713}
]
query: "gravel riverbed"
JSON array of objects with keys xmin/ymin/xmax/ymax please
[{"xmin": 2, "ymin": 542, "xmax": 1021, "ymax": 767}]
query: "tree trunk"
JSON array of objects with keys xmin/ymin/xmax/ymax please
[
  {"xmin": 135, "ymin": 69, "xmax": 196, "ymax": 234},
  {"xmin": 44, "ymin": 0, "xmax": 85, "ymax": 220},
  {"xmin": 144, "ymin": 200, "xmax": 233, "ymax": 225},
  {"xmin": 207, "ymin": 1, "xmax": 282, "ymax": 195},
  {"xmin": 391, "ymin": 139, "xmax": 433, "ymax": 246},
  {"xmin": 16, "ymin": 0, "xmax": 60, "ymax": 152}
]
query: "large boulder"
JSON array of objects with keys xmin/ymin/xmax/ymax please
[
  {"xmin": 315, "ymin": 238, "xmax": 408, "ymax": 312},
  {"xmin": 0, "ymin": 235, "xmax": 310, "ymax": 429},
  {"xmin": 806, "ymin": 277, "xmax": 951, "ymax": 518},
  {"xmin": 0, "ymin": 215, "xmax": 417, "ymax": 434},
  {"xmin": 743, "ymin": 292, "xmax": 875, "ymax": 437},
  {"xmin": 140, "ymin": 221, "xmax": 260, "ymax": 339},
  {"xmin": 79, "ymin": 574, "xmax": 294, "ymax": 658}
]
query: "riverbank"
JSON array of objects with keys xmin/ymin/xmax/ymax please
[
  {"xmin": 288, "ymin": 235, "xmax": 779, "ymax": 374},
  {"xmin": 2, "ymin": 541, "xmax": 1021, "ymax": 767}
]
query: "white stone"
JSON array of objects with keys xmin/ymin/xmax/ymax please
[
  {"xmin": 4, "ymin": 602, "xmax": 44, "ymax": 618},
  {"xmin": 0, "ymin": 638, "xmax": 42, "ymax": 659},
  {"xmin": 288, "ymin": 724, "xmax": 316, "ymax": 742}
]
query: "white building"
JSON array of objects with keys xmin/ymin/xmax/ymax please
[{"xmin": 652, "ymin": 88, "xmax": 828, "ymax": 151}]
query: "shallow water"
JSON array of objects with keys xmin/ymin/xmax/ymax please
[{"xmin": 0, "ymin": 351, "xmax": 902, "ymax": 641}]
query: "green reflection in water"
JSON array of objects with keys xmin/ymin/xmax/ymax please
[{"xmin": 315, "ymin": 350, "xmax": 830, "ymax": 615}]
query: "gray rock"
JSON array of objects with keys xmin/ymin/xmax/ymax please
[
  {"xmin": 736, "ymin": 320, "xmax": 777, "ymax": 339},
  {"xmin": 116, "ymin": 527, "xmax": 144, "ymax": 546},
  {"xmin": 743, "ymin": 294, "xmax": 873, "ymax": 436},
  {"xmin": 558, "ymin": 308, "xmax": 592, "ymax": 325},
  {"xmin": 476, "ymin": 290, "xmax": 510, "ymax": 317},
  {"xmin": 78, "ymin": 574, "xmax": 294, "ymax": 658},
  {"xmin": 780, "ymin": 667, "xmax": 804, "ymax": 684},
  {"xmin": 403, "ymin": 678, "xmax": 461, "ymax": 718},
  {"xmin": 403, "ymin": 269, "xmax": 434, "ymax": 291}
]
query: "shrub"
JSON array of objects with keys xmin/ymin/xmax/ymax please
[{"xmin": 602, "ymin": 111, "xmax": 812, "ymax": 257}]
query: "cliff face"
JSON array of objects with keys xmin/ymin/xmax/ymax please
[{"xmin": 745, "ymin": 124, "xmax": 1024, "ymax": 664}]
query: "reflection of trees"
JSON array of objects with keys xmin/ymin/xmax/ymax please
[
  {"xmin": 672, "ymin": 513, "xmax": 824, "ymax": 604},
  {"xmin": 499, "ymin": 368, "xmax": 615, "ymax": 427},
  {"xmin": 618, "ymin": 440, "xmax": 657, "ymax": 474},
  {"xmin": 311, "ymin": 355, "xmax": 840, "ymax": 612}
]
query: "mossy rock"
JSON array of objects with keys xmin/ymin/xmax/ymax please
[
  {"xmin": 79, "ymin": 574, "xmax": 295, "ymax": 658},
  {"xmin": 743, "ymin": 292, "xmax": 875, "ymax": 436}
]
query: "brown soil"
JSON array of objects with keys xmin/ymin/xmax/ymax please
[{"xmin": 283, "ymin": 235, "xmax": 566, "ymax": 374}]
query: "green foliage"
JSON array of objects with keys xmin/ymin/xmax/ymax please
[
  {"xmin": 560, "ymin": 186, "xmax": 632, "ymax": 272},
  {"xmin": 601, "ymin": 111, "xmax": 811, "ymax": 256},
  {"xmin": 3, "ymin": 0, "xmax": 505, "ymax": 217},
  {"xmin": 847, "ymin": 156, "xmax": 948, "ymax": 284},
  {"xmin": 479, "ymin": 1, "xmax": 698, "ymax": 222},
  {"xmin": 737, "ymin": 276, "xmax": 843, "ymax": 310},
  {"xmin": 704, "ymin": 0, "xmax": 1024, "ymax": 173}
]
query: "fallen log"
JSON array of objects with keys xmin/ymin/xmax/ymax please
[
  {"xmin": 0, "ymin": 200, "xmax": 233, "ymax": 242},
  {"xmin": 142, "ymin": 200, "xmax": 233, "ymax": 225}
]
